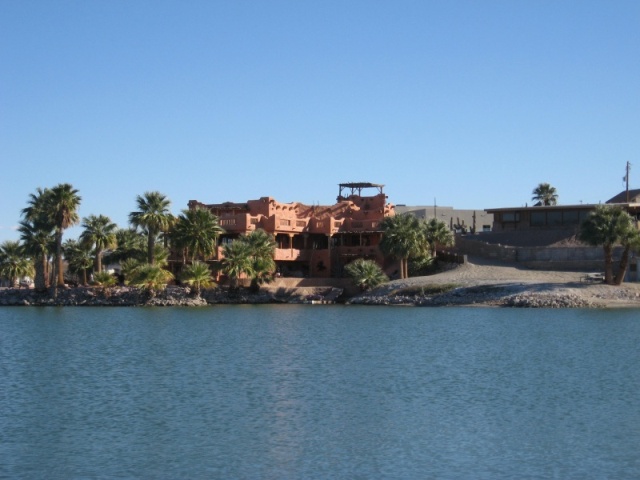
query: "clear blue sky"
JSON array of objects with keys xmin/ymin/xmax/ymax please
[{"xmin": 1, "ymin": 0, "xmax": 638, "ymax": 243}]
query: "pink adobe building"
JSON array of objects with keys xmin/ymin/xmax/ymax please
[{"xmin": 187, "ymin": 182, "xmax": 399, "ymax": 278}]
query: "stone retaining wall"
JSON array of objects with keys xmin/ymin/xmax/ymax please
[{"xmin": 455, "ymin": 236, "xmax": 621, "ymax": 270}]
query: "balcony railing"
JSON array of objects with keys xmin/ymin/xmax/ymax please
[{"xmin": 334, "ymin": 246, "xmax": 379, "ymax": 256}]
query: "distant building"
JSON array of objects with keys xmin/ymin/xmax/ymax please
[
  {"xmin": 184, "ymin": 183, "xmax": 400, "ymax": 278},
  {"xmin": 482, "ymin": 190, "xmax": 640, "ymax": 247},
  {"xmin": 395, "ymin": 205, "xmax": 493, "ymax": 233}
]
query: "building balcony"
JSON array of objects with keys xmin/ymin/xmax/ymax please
[
  {"xmin": 218, "ymin": 214, "xmax": 259, "ymax": 232},
  {"xmin": 340, "ymin": 219, "xmax": 381, "ymax": 232},
  {"xmin": 274, "ymin": 248, "xmax": 313, "ymax": 261},
  {"xmin": 334, "ymin": 246, "xmax": 380, "ymax": 257}
]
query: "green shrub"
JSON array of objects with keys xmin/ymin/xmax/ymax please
[{"xmin": 345, "ymin": 259, "xmax": 389, "ymax": 291}]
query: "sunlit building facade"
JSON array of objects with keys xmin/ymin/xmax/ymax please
[{"xmin": 186, "ymin": 183, "xmax": 398, "ymax": 278}]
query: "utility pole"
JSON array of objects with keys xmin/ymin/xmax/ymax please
[{"xmin": 625, "ymin": 161, "xmax": 632, "ymax": 202}]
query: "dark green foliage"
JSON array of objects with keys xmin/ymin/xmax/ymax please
[
  {"xmin": 345, "ymin": 258, "xmax": 388, "ymax": 291},
  {"xmin": 579, "ymin": 205, "xmax": 640, "ymax": 285},
  {"xmin": 129, "ymin": 191, "xmax": 173, "ymax": 265},
  {"xmin": 172, "ymin": 207, "xmax": 223, "ymax": 262}
]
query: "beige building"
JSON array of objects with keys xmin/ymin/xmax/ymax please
[{"xmin": 395, "ymin": 205, "xmax": 493, "ymax": 233}]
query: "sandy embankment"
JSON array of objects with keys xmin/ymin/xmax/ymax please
[{"xmin": 352, "ymin": 256, "xmax": 640, "ymax": 308}]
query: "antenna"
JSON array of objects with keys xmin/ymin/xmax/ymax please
[{"xmin": 624, "ymin": 161, "xmax": 632, "ymax": 202}]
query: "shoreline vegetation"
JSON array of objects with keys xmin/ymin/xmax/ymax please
[
  {"xmin": 3, "ymin": 257, "xmax": 640, "ymax": 308},
  {"xmin": 4, "ymin": 184, "xmax": 638, "ymax": 307}
]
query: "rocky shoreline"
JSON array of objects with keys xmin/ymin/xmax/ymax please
[
  {"xmin": 347, "ymin": 284, "xmax": 603, "ymax": 308},
  {"xmin": 347, "ymin": 262, "xmax": 640, "ymax": 308},
  {"xmin": 0, "ymin": 285, "xmax": 344, "ymax": 307},
  {"xmin": 2, "ymin": 281, "xmax": 640, "ymax": 308},
  {"xmin": 3, "ymin": 256, "xmax": 640, "ymax": 308}
]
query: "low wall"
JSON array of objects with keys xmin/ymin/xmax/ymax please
[
  {"xmin": 268, "ymin": 277, "xmax": 359, "ymax": 297},
  {"xmin": 455, "ymin": 236, "xmax": 621, "ymax": 271},
  {"xmin": 455, "ymin": 237, "xmax": 517, "ymax": 262},
  {"xmin": 437, "ymin": 251, "xmax": 467, "ymax": 264},
  {"xmin": 269, "ymin": 278, "xmax": 352, "ymax": 289}
]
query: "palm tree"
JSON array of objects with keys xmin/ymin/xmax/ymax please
[
  {"xmin": 532, "ymin": 183, "xmax": 558, "ymax": 206},
  {"xmin": 579, "ymin": 205, "xmax": 637, "ymax": 285},
  {"xmin": 0, "ymin": 241, "xmax": 33, "ymax": 287},
  {"xmin": 180, "ymin": 261, "xmax": 215, "ymax": 297},
  {"xmin": 424, "ymin": 218, "xmax": 455, "ymax": 258},
  {"xmin": 344, "ymin": 258, "xmax": 388, "ymax": 291},
  {"xmin": 379, "ymin": 213, "xmax": 427, "ymax": 279},
  {"xmin": 47, "ymin": 184, "xmax": 82, "ymax": 287},
  {"xmin": 247, "ymin": 256, "xmax": 276, "ymax": 293},
  {"xmin": 128, "ymin": 263, "xmax": 174, "ymax": 298},
  {"xmin": 18, "ymin": 219, "xmax": 54, "ymax": 291},
  {"xmin": 615, "ymin": 227, "xmax": 640, "ymax": 286},
  {"xmin": 240, "ymin": 229, "xmax": 276, "ymax": 292},
  {"xmin": 93, "ymin": 271, "xmax": 116, "ymax": 288},
  {"xmin": 22, "ymin": 187, "xmax": 52, "ymax": 224},
  {"xmin": 63, "ymin": 239, "xmax": 93, "ymax": 285},
  {"xmin": 79, "ymin": 214, "xmax": 117, "ymax": 274},
  {"xmin": 119, "ymin": 258, "xmax": 143, "ymax": 285},
  {"xmin": 129, "ymin": 191, "xmax": 173, "ymax": 265},
  {"xmin": 103, "ymin": 228, "xmax": 147, "ymax": 265},
  {"xmin": 221, "ymin": 240, "xmax": 254, "ymax": 290},
  {"xmin": 20, "ymin": 188, "xmax": 56, "ymax": 291},
  {"xmin": 172, "ymin": 207, "xmax": 224, "ymax": 262}
]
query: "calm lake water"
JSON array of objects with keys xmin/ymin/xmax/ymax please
[{"xmin": 1, "ymin": 306, "xmax": 640, "ymax": 479}]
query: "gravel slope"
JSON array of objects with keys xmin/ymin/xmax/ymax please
[{"xmin": 352, "ymin": 257, "xmax": 640, "ymax": 308}]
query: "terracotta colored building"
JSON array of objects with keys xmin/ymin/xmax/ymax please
[{"xmin": 186, "ymin": 183, "xmax": 398, "ymax": 278}]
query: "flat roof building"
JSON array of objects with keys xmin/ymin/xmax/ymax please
[
  {"xmin": 482, "ymin": 190, "xmax": 640, "ymax": 247},
  {"xmin": 185, "ymin": 183, "xmax": 399, "ymax": 278}
]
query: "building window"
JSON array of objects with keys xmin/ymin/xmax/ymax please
[
  {"xmin": 296, "ymin": 220, "xmax": 306, "ymax": 227},
  {"xmin": 562, "ymin": 210, "xmax": 579, "ymax": 225},
  {"xmin": 502, "ymin": 212, "xmax": 520, "ymax": 222},
  {"xmin": 579, "ymin": 210, "xmax": 591, "ymax": 223},
  {"xmin": 547, "ymin": 211, "xmax": 562, "ymax": 226},
  {"xmin": 220, "ymin": 219, "xmax": 236, "ymax": 226},
  {"xmin": 280, "ymin": 219, "xmax": 291, "ymax": 226},
  {"xmin": 250, "ymin": 217, "xmax": 259, "ymax": 225},
  {"xmin": 530, "ymin": 212, "xmax": 546, "ymax": 226}
]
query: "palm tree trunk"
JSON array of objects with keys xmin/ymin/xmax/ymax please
[
  {"xmin": 50, "ymin": 255, "xmax": 58, "ymax": 298},
  {"xmin": 34, "ymin": 255, "xmax": 47, "ymax": 291},
  {"xmin": 603, "ymin": 245, "xmax": 614, "ymax": 285},
  {"xmin": 45, "ymin": 257, "xmax": 51, "ymax": 286},
  {"xmin": 56, "ymin": 231, "xmax": 64, "ymax": 286},
  {"xmin": 615, "ymin": 245, "xmax": 631, "ymax": 285},
  {"xmin": 95, "ymin": 248, "xmax": 103, "ymax": 273}
]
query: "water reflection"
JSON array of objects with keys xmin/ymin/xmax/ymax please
[{"xmin": 1, "ymin": 307, "xmax": 640, "ymax": 478}]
